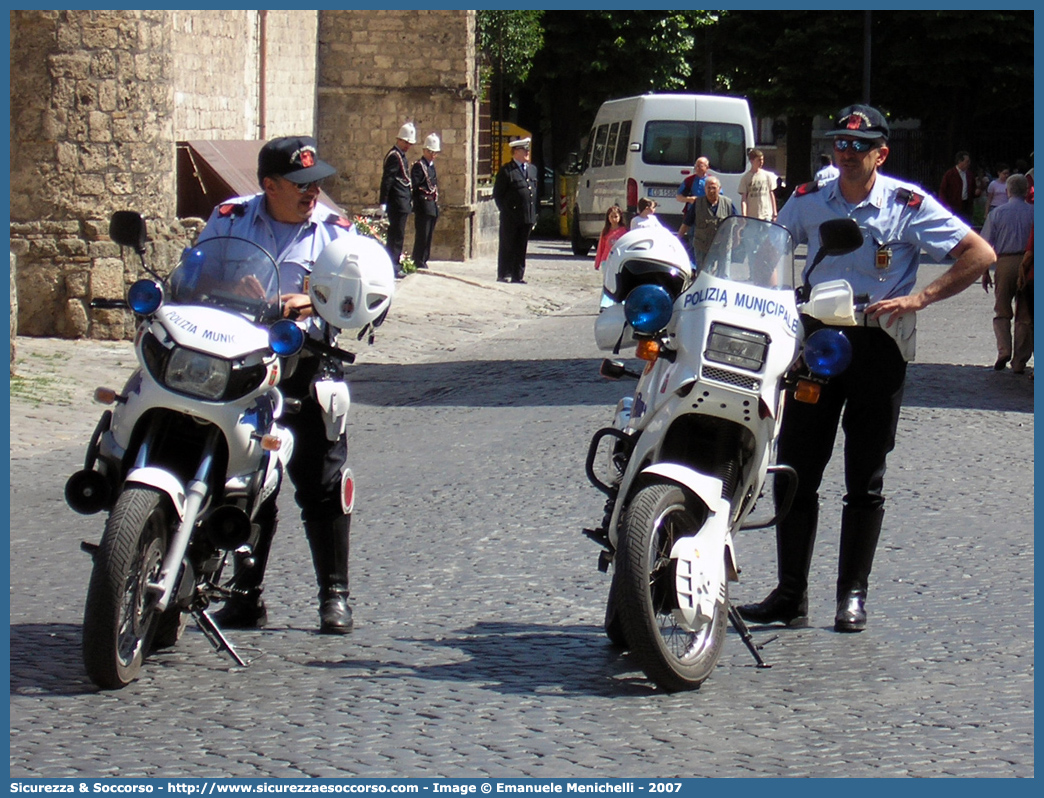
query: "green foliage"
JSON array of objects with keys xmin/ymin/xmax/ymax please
[{"xmin": 477, "ymin": 10, "xmax": 545, "ymax": 87}]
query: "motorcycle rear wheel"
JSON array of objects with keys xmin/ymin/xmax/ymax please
[
  {"xmin": 616, "ymin": 482, "xmax": 727, "ymax": 692},
  {"xmin": 82, "ymin": 487, "xmax": 170, "ymax": 689}
]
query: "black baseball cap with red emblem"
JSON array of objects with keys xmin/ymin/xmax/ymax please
[
  {"xmin": 257, "ymin": 135, "xmax": 337, "ymax": 185},
  {"xmin": 825, "ymin": 104, "xmax": 890, "ymax": 141}
]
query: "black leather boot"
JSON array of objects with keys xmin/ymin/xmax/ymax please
[
  {"xmin": 738, "ymin": 499, "xmax": 818, "ymax": 626},
  {"xmin": 833, "ymin": 505, "xmax": 884, "ymax": 632},
  {"xmin": 212, "ymin": 498, "xmax": 277, "ymax": 629},
  {"xmin": 307, "ymin": 514, "xmax": 354, "ymax": 635}
]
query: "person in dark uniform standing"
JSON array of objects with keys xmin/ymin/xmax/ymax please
[
  {"xmin": 410, "ymin": 133, "xmax": 441, "ymax": 270},
  {"xmin": 380, "ymin": 121, "xmax": 416, "ymax": 278},
  {"xmin": 737, "ymin": 105, "xmax": 995, "ymax": 633},
  {"xmin": 198, "ymin": 136, "xmax": 359, "ymax": 635},
  {"xmin": 492, "ymin": 137, "xmax": 538, "ymax": 283}
]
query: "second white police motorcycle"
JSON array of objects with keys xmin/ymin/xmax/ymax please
[{"xmin": 584, "ymin": 217, "xmax": 864, "ymax": 692}]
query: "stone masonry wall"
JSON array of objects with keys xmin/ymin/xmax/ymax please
[
  {"xmin": 317, "ymin": 10, "xmax": 479, "ymax": 261},
  {"xmin": 10, "ymin": 10, "xmax": 322, "ymax": 338},
  {"xmin": 9, "ymin": 10, "xmax": 178, "ymax": 338},
  {"xmin": 9, "ymin": 10, "xmax": 482, "ymax": 339}
]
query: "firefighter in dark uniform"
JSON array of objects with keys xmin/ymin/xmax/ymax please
[
  {"xmin": 410, "ymin": 133, "xmax": 441, "ymax": 270},
  {"xmin": 379, "ymin": 121, "xmax": 416, "ymax": 278},
  {"xmin": 737, "ymin": 105, "xmax": 995, "ymax": 633},
  {"xmin": 492, "ymin": 137, "xmax": 539, "ymax": 283},
  {"xmin": 199, "ymin": 135, "xmax": 358, "ymax": 635}
]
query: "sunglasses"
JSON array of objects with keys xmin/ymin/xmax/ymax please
[
  {"xmin": 282, "ymin": 177, "xmax": 322, "ymax": 194},
  {"xmin": 833, "ymin": 138, "xmax": 877, "ymax": 153}
]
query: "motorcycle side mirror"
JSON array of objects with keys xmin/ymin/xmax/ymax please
[
  {"xmin": 797, "ymin": 218, "xmax": 864, "ymax": 302},
  {"xmin": 109, "ymin": 211, "xmax": 148, "ymax": 255}
]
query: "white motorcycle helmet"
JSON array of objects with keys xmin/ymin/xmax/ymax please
[
  {"xmin": 308, "ymin": 235, "xmax": 395, "ymax": 330},
  {"xmin": 602, "ymin": 227, "xmax": 693, "ymax": 304}
]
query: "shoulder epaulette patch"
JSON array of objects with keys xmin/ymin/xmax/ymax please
[
  {"xmin": 325, "ymin": 214, "xmax": 354, "ymax": 230},
  {"xmin": 793, "ymin": 182, "xmax": 820, "ymax": 197},
  {"xmin": 895, "ymin": 188, "xmax": 924, "ymax": 209},
  {"xmin": 218, "ymin": 203, "xmax": 246, "ymax": 217}
]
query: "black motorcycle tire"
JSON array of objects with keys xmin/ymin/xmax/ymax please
[
  {"xmin": 152, "ymin": 608, "xmax": 187, "ymax": 650},
  {"xmin": 82, "ymin": 486, "xmax": 170, "ymax": 689},
  {"xmin": 571, "ymin": 208, "xmax": 593, "ymax": 257},
  {"xmin": 603, "ymin": 570, "xmax": 627, "ymax": 648},
  {"xmin": 615, "ymin": 482, "xmax": 727, "ymax": 692}
]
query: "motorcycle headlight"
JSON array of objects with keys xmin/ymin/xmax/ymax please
[
  {"xmin": 804, "ymin": 328, "xmax": 853, "ymax": 377},
  {"xmin": 624, "ymin": 284, "xmax": 674, "ymax": 334},
  {"xmin": 165, "ymin": 348, "xmax": 231, "ymax": 400},
  {"xmin": 705, "ymin": 323, "xmax": 770, "ymax": 372}
]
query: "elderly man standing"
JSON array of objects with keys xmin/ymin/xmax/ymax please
[
  {"xmin": 690, "ymin": 176, "xmax": 737, "ymax": 266},
  {"xmin": 493, "ymin": 137, "xmax": 538, "ymax": 283},
  {"xmin": 981, "ymin": 173, "xmax": 1034, "ymax": 373},
  {"xmin": 737, "ymin": 104, "xmax": 995, "ymax": 634}
]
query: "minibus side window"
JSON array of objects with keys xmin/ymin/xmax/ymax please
[
  {"xmin": 591, "ymin": 124, "xmax": 610, "ymax": 168},
  {"xmin": 614, "ymin": 120, "xmax": 632, "ymax": 165},
  {"xmin": 604, "ymin": 122, "xmax": 620, "ymax": 167}
]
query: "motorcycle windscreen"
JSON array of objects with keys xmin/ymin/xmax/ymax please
[
  {"xmin": 700, "ymin": 217, "xmax": 796, "ymax": 290},
  {"xmin": 170, "ymin": 236, "xmax": 282, "ymax": 322}
]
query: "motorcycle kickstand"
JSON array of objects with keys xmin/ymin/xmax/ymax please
[
  {"xmin": 727, "ymin": 601, "xmax": 771, "ymax": 669},
  {"xmin": 192, "ymin": 608, "xmax": 248, "ymax": 667}
]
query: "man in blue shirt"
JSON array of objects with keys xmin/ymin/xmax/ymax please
[
  {"xmin": 199, "ymin": 136, "xmax": 359, "ymax": 635},
  {"xmin": 738, "ymin": 105, "xmax": 995, "ymax": 633},
  {"xmin": 980, "ymin": 174, "xmax": 1034, "ymax": 372}
]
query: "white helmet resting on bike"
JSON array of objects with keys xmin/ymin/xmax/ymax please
[
  {"xmin": 602, "ymin": 227, "xmax": 693, "ymax": 304},
  {"xmin": 308, "ymin": 235, "xmax": 395, "ymax": 330}
]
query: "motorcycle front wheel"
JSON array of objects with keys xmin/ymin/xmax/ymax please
[
  {"xmin": 616, "ymin": 482, "xmax": 727, "ymax": 692},
  {"xmin": 82, "ymin": 487, "xmax": 170, "ymax": 689}
]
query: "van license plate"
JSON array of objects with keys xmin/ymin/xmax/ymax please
[{"xmin": 647, "ymin": 186, "xmax": 677, "ymax": 198}]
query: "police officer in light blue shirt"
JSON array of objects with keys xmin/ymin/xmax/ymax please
[
  {"xmin": 198, "ymin": 136, "xmax": 359, "ymax": 636},
  {"xmin": 738, "ymin": 105, "xmax": 995, "ymax": 634}
]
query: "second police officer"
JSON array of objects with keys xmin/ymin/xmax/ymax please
[{"xmin": 737, "ymin": 105, "xmax": 995, "ymax": 633}]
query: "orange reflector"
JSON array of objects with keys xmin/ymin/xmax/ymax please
[
  {"xmin": 94, "ymin": 388, "xmax": 117, "ymax": 405},
  {"xmin": 260, "ymin": 434, "xmax": 282, "ymax": 451},
  {"xmin": 794, "ymin": 380, "xmax": 821, "ymax": 403},
  {"xmin": 636, "ymin": 339, "xmax": 660, "ymax": 362}
]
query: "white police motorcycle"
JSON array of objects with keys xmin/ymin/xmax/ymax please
[
  {"xmin": 66, "ymin": 212, "xmax": 393, "ymax": 689},
  {"xmin": 584, "ymin": 218, "xmax": 863, "ymax": 692}
]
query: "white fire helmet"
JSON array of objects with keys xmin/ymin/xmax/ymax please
[
  {"xmin": 308, "ymin": 235, "xmax": 395, "ymax": 330},
  {"xmin": 397, "ymin": 122, "xmax": 417, "ymax": 145},
  {"xmin": 602, "ymin": 227, "xmax": 693, "ymax": 304},
  {"xmin": 423, "ymin": 133, "xmax": 441, "ymax": 152}
]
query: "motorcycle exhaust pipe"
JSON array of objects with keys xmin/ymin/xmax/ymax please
[
  {"xmin": 202, "ymin": 505, "xmax": 253, "ymax": 550},
  {"xmin": 64, "ymin": 469, "xmax": 111, "ymax": 515}
]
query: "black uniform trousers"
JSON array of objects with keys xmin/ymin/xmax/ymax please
[
  {"xmin": 385, "ymin": 210, "xmax": 410, "ymax": 268},
  {"xmin": 498, "ymin": 222, "xmax": 532, "ymax": 282},
  {"xmin": 774, "ymin": 325, "xmax": 906, "ymax": 594},
  {"xmin": 412, "ymin": 212, "xmax": 437, "ymax": 269},
  {"xmin": 778, "ymin": 325, "xmax": 906, "ymax": 514}
]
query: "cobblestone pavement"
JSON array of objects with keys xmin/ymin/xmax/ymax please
[{"xmin": 9, "ymin": 240, "xmax": 1034, "ymax": 777}]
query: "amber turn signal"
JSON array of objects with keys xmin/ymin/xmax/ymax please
[
  {"xmin": 793, "ymin": 379, "xmax": 821, "ymax": 404},
  {"xmin": 636, "ymin": 339, "xmax": 660, "ymax": 362}
]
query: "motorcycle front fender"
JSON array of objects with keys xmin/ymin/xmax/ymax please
[
  {"xmin": 124, "ymin": 467, "xmax": 187, "ymax": 520},
  {"xmin": 637, "ymin": 463, "xmax": 738, "ymax": 633}
]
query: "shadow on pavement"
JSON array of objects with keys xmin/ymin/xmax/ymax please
[
  {"xmin": 303, "ymin": 621, "xmax": 664, "ymax": 698},
  {"xmin": 10, "ymin": 623, "xmax": 98, "ymax": 697},
  {"xmin": 348, "ymin": 357, "xmax": 1034, "ymax": 413}
]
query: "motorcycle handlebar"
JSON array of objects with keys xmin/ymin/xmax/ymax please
[{"xmin": 303, "ymin": 337, "xmax": 356, "ymax": 365}]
